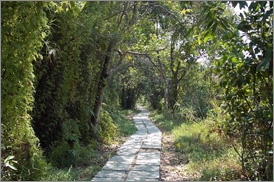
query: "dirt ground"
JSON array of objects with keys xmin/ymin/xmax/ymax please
[{"xmin": 160, "ymin": 133, "xmax": 195, "ymax": 181}]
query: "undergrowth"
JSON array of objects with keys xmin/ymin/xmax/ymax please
[
  {"xmin": 44, "ymin": 108, "xmax": 138, "ymax": 181},
  {"xmin": 149, "ymin": 110, "xmax": 243, "ymax": 181},
  {"xmin": 112, "ymin": 109, "xmax": 139, "ymax": 136}
]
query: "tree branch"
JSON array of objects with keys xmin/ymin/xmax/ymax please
[
  {"xmin": 178, "ymin": 65, "xmax": 190, "ymax": 83},
  {"xmin": 127, "ymin": 51, "xmax": 166, "ymax": 80},
  {"xmin": 127, "ymin": 51, "xmax": 149, "ymax": 56},
  {"xmin": 109, "ymin": 50, "xmax": 126, "ymax": 76},
  {"xmin": 153, "ymin": 5, "xmax": 182, "ymax": 24},
  {"xmin": 104, "ymin": 3, "xmax": 135, "ymax": 21},
  {"xmin": 154, "ymin": 46, "xmax": 167, "ymax": 52}
]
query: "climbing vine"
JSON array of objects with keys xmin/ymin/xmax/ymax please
[{"xmin": 1, "ymin": 1, "xmax": 50, "ymax": 180}]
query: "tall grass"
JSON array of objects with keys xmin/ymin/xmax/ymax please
[
  {"xmin": 113, "ymin": 109, "xmax": 139, "ymax": 136},
  {"xmin": 149, "ymin": 110, "xmax": 242, "ymax": 181}
]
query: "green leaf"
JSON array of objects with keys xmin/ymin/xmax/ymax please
[
  {"xmin": 263, "ymin": 10, "xmax": 272, "ymax": 21},
  {"xmin": 219, "ymin": 19, "xmax": 229, "ymax": 31},
  {"xmin": 207, "ymin": 20, "xmax": 214, "ymax": 29},
  {"xmin": 204, "ymin": 32, "xmax": 211, "ymax": 43},
  {"xmin": 198, "ymin": 35, "xmax": 202, "ymax": 45},
  {"xmin": 186, "ymin": 28, "xmax": 193, "ymax": 37},
  {"xmin": 210, "ymin": 34, "xmax": 216, "ymax": 42},
  {"xmin": 269, "ymin": 129, "xmax": 273, "ymax": 137},
  {"xmin": 181, "ymin": 9, "xmax": 187, "ymax": 14},
  {"xmin": 211, "ymin": 22, "xmax": 218, "ymax": 33},
  {"xmin": 239, "ymin": 1, "xmax": 247, "ymax": 9},
  {"xmin": 249, "ymin": 2, "xmax": 259, "ymax": 11},
  {"xmin": 127, "ymin": 55, "xmax": 132, "ymax": 60},
  {"xmin": 231, "ymin": 1, "xmax": 238, "ymax": 8}
]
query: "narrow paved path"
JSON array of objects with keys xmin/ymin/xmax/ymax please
[{"xmin": 92, "ymin": 106, "xmax": 162, "ymax": 181}]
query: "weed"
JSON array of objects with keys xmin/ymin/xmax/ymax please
[
  {"xmin": 149, "ymin": 111, "xmax": 181, "ymax": 132},
  {"xmin": 149, "ymin": 110, "xmax": 242, "ymax": 181},
  {"xmin": 112, "ymin": 109, "xmax": 139, "ymax": 136}
]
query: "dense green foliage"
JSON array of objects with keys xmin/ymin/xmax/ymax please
[
  {"xmin": 1, "ymin": 2, "xmax": 50, "ymax": 180},
  {"xmin": 207, "ymin": 2, "xmax": 273, "ymax": 179},
  {"xmin": 1, "ymin": 1, "xmax": 272, "ymax": 181}
]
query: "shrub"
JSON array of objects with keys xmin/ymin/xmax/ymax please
[
  {"xmin": 49, "ymin": 141, "xmax": 95, "ymax": 168},
  {"xmin": 62, "ymin": 119, "xmax": 81, "ymax": 144},
  {"xmin": 97, "ymin": 108, "xmax": 118, "ymax": 144},
  {"xmin": 49, "ymin": 142, "xmax": 75, "ymax": 168}
]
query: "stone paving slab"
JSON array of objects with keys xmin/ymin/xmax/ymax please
[
  {"xmin": 126, "ymin": 136, "xmax": 144, "ymax": 140},
  {"xmin": 141, "ymin": 145, "xmax": 161, "ymax": 150},
  {"xmin": 125, "ymin": 137, "xmax": 144, "ymax": 142},
  {"xmin": 92, "ymin": 106, "xmax": 162, "ymax": 181},
  {"xmin": 92, "ymin": 177, "xmax": 123, "ymax": 181},
  {"xmin": 132, "ymin": 164, "xmax": 160, "ymax": 172},
  {"xmin": 126, "ymin": 178, "xmax": 159, "ymax": 181},
  {"xmin": 136, "ymin": 151, "xmax": 160, "ymax": 159},
  {"xmin": 134, "ymin": 129, "xmax": 147, "ymax": 133},
  {"xmin": 133, "ymin": 118, "xmax": 143, "ymax": 121},
  {"xmin": 135, "ymin": 126, "xmax": 146, "ymax": 130},
  {"xmin": 135, "ymin": 151, "xmax": 161, "ymax": 165},
  {"xmin": 118, "ymin": 145, "xmax": 141, "ymax": 151},
  {"xmin": 148, "ymin": 130, "xmax": 161, "ymax": 134},
  {"xmin": 143, "ymin": 139, "xmax": 161, "ymax": 143},
  {"xmin": 117, "ymin": 149, "xmax": 139, "ymax": 156},
  {"xmin": 127, "ymin": 170, "xmax": 159, "ymax": 179},
  {"xmin": 142, "ymin": 143, "xmax": 161, "ymax": 147},
  {"xmin": 135, "ymin": 158, "xmax": 160, "ymax": 165},
  {"xmin": 122, "ymin": 142, "xmax": 142, "ymax": 146},
  {"xmin": 121, "ymin": 142, "xmax": 142, "ymax": 148},
  {"xmin": 108, "ymin": 155, "xmax": 135, "ymax": 163},
  {"xmin": 142, "ymin": 144, "xmax": 161, "ymax": 148},
  {"xmin": 93, "ymin": 170, "xmax": 126, "ymax": 179},
  {"xmin": 128, "ymin": 136, "xmax": 146, "ymax": 140},
  {"xmin": 103, "ymin": 161, "xmax": 132, "ymax": 171},
  {"xmin": 147, "ymin": 134, "xmax": 162, "ymax": 138}
]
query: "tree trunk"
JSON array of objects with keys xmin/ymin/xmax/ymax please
[
  {"xmin": 164, "ymin": 70, "xmax": 171, "ymax": 115},
  {"xmin": 167, "ymin": 33, "xmax": 175, "ymax": 114},
  {"xmin": 168, "ymin": 77, "xmax": 178, "ymax": 113},
  {"xmin": 90, "ymin": 40, "xmax": 114, "ymax": 136},
  {"xmin": 130, "ymin": 2, "xmax": 138, "ymax": 26}
]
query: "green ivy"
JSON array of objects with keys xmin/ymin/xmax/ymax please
[{"xmin": 1, "ymin": 2, "xmax": 50, "ymax": 180}]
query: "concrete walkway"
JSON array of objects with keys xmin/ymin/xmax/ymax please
[{"xmin": 92, "ymin": 106, "xmax": 162, "ymax": 181}]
